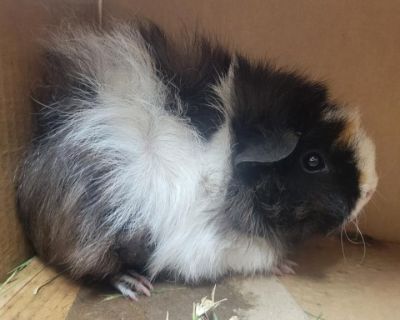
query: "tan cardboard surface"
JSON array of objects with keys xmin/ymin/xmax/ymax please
[
  {"xmin": 282, "ymin": 237, "xmax": 400, "ymax": 319},
  {"xmin": 1, "ymin": 0, "xmax": 399, "ymax": 280},
  {"xmin": 0, "ymin": 0, "xmax": 97, "ymax": 281},
  {"xmin": 0, "ymin": 0, "xmax": 36, "ymax": 280},
  {"xmin": 1, "ymin": 238, "xmax": 398, "ymax": 319}
]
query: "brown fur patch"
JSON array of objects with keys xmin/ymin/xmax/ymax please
[
  {"xmin": 336, "ymin": 115, "xmax": 360, "ymax": 147},
  {"xmin": 359, "ymin": 169, "xmax": 367, "ymax": 186},
  {"xmin": 323, "ymin": 107, "xmax": 361, "ymax": 148}
]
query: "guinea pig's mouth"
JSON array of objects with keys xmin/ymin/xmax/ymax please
[
  {"xmin": 326, "ymin": 201, "xmax": 371, "ymax": 240},
  {"xmin": 278, "ymin": 210, "xmax": 346, "ymax": 243}
]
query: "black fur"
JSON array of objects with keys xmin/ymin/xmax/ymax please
[
  {"xmin": 115, "ymin": 228, "xmax": 155, "ymax": 274},
  {"xmin": 225, "ymin": 57, "xmax": 361, "ymax": 244},
  {"xmin": 136, "ymin": 27, "xmax": 362, "ymax": 245},
  {"xmin": 138, "ymin": 23, "xmax": 231, "ymax": 139}
]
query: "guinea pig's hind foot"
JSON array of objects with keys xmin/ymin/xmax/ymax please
[
  {"xmin": 271, "ymin": 260, "xmax": 297, "ymax": 276},
  {"xmin": 111, "ymin": 271, "xmax": 154, "ymax": 301}
]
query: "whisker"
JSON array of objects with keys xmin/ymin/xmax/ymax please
[
  {"xmin": 340, "ymin": 224, "xmax": 348, "ymax": 263},
  {"xmin": 352, "ymin": 217, "xmax": 367, "ymax": 265},
  {"xmin": 374, "ymin": 189, "xmax": 387, "ymax": 202},
  {"xmin": 342, "ymin": 216, "xmax": 367, "ymax": 264},
  {"xmin": 344, "ymin": 228, "xmax": 363, "ymax": 245},
  {"xmin": 374, "ymin": 159, "xmax": 397, "ymax": 181},
  {"xmin": 369, "ymin": 198, "xmax": 381, "ymax": 211},
  {"xmin": 340, "ymin": 214, "xmax": 367, "ymax": 265}
]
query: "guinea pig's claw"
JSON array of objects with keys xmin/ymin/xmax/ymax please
[
  {"xmin": 127, "ymin": 270, "xmax": 154, "ymax": 290},
  {"xmin": 111, "ymin": 271, "xmax": 153, "ymax": 301},
  {"xmin": 285, "ymin": 260, "xmax": 298, "ymax": 267},
  {"xmin": 114, "ymin": 282, "xmax": 139, "ymax": 301},
  {"xmin": 272, "ymin": 260, "xmax": 297, "ymax": 276}
]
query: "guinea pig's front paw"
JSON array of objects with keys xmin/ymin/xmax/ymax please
[
  {"xmin": 271, "ymin": 260, "xmax": 297, "ymax": 276},
  {"xmin": 111, "ymin": 270, "xmax": 154, "ymax": 301}
]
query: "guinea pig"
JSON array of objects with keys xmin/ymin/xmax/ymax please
[{"xmin": 16, "ymin": 20, "xmax": 378, "ymax": 300}]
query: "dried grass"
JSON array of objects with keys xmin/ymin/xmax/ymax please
[{"xmin": 0, "ymin": 257, "xmax": 33, "ymax": 293}]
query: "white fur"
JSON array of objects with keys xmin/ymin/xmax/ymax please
[
  {"xmin": 349, "ymin": 130, "xmax": 378, "ymax": 219},
  {"xmin": 323, "ymin": 107, "xmax": 378, "ymax": 219}
]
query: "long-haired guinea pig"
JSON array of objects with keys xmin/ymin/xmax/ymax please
[{"xmin": 16, "ymin": 21, "xmax": 378, "ymax": 300}]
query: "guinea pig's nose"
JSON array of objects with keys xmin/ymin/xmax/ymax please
[{"xmin": 365, "ymin": 188, "xmax": 376, "ymax": 199}]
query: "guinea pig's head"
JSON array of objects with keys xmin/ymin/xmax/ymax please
[{"xmin": 221, "ymin": 56, "xmax": 378, "ymax": 244}]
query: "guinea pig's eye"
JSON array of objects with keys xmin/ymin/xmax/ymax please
[{"xmin": 301, "ymin": 151, "xmax": 328, "ymax": 173}]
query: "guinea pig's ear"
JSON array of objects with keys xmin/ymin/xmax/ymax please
[{"xmin": 234, "ymin": 131, "xmax": 300, "ymax": 166}]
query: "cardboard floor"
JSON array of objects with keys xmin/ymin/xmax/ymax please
[{"xmin": 1, "ymin": 237, "xmax": 399, "ymax": 320}]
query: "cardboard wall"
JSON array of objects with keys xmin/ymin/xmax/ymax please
[
  {"xmin": 1, "ymin": 0, "xmax": 399, "ymax": 279},
  {"xmin": 0, "ymin": 0, "xmax": 98, "ymax": 280}
]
